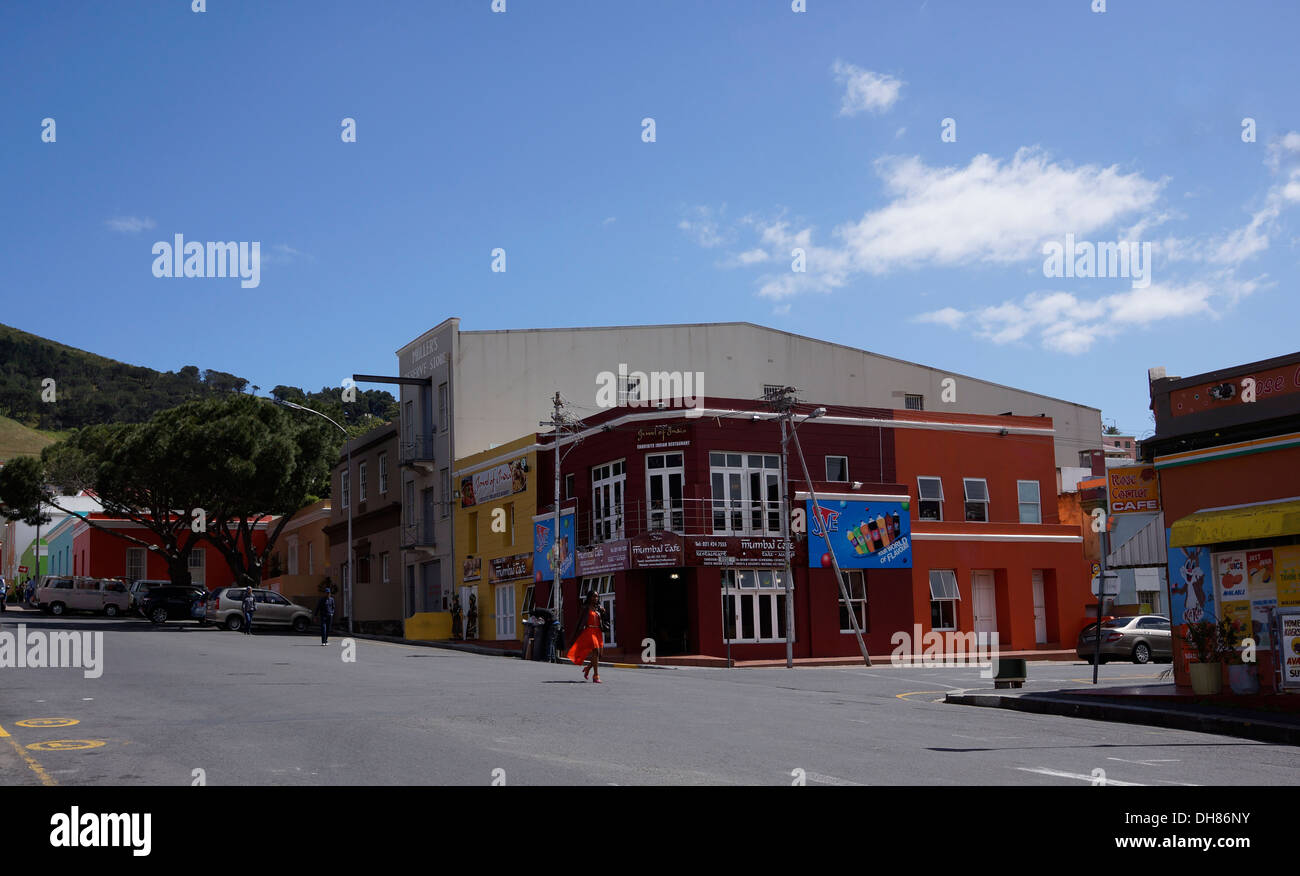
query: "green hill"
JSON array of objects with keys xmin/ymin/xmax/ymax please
[
  {"xmin": 0, "ymin": 322, "xmax": 398, "ymax": 436},
  {"xmin": 0, "ymin": 415, "xmax": 65, "ymax": 461}
]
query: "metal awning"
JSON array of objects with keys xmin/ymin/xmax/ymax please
[
  {"xmin": 1169, "ymin": 497, "xmax": 1300, "ymax": 548},
  {"xmin": 1107, "ymin": 512, "xmax": 1167, "ymax": 568}
]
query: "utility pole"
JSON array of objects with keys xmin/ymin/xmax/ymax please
[
  {"xmin": 540, "ymin": 393, "xmax": 585, "ymax": 655},
  {"xmin": 769, "ymin": 389, "xmax": 798, "ymax": 669},
  {"xmin": 771, "ymin": 388, "xmax": 871, "ymax": 669}
]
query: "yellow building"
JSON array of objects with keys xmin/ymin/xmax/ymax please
[
  {"xmin": 264, "ymin": 499, "xmax": 333, "ymax": 612},
  {"xmin": 453, "ymin": 435, "xmax": 539, "ymax": 642}
]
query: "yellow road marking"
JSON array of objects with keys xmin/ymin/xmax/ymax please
[
  {"xmin": 27, "ymin": 739, "xmax": 105, "ymax": 751},
  {"xmin": 0, "ymin": 724, "xmax": 57, "ymax": 786},
  {"xmin": 16, "ymin": 718, "xmax": 79, "ymax": 728},
  {"xmin": 895, "ymin": 690, "xmax": 951, "ymax": 700}
]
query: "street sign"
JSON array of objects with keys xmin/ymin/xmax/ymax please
[
  {"xmin": 1091, "ymin": 572, "xmax": 1120, "ymax": 597},
  {"xmin": 17, "ymin": 565, "xmax": 28, "ymax": 574}
]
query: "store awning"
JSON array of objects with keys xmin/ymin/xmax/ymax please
[
  {"xmin": 1169, "ymin": 498, "xmax": 1300, "ymax": 548},
  {"xmin": 1107, "ymin": 512, "xmax": 1167, "ymax": 568}
]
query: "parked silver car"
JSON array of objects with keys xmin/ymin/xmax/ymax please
[
  {"xmin": 1077, "ymin": 615, "xmax": 1172, "ymax": 664},
  {"xmin": 205, "ymin": 587, "xmax": 312, "ymax": 632}
]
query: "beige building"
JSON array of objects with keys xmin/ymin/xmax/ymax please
[
  {"xmin": 392, "ymin": 319, "xmax": 1105, "ymax": 610},
  {"xmin": 264, "ymin": 499, "xmax": 332, "ymax": 610}
]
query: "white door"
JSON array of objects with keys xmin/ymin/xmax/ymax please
[
  {"xmin": 495, "ymin": 584, "xmax": 516, "ymax": 640},
  {"xmin": 972, "ymin": 571, "xmax": 997, "ymax": 636},
  {"xmin": 1031, "ymin": 570, "xmax": 1047, "ymax": 644}
]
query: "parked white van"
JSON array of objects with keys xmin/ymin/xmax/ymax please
[{"xmin": 35, "ymin": 576, "xmax": 131, "ymax": 617}]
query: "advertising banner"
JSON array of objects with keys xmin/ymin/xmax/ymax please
[
  {"xmin": 532, "ymin": 513, "xmax": 575, "ymax": 582},
  {"xmin": 461, "ymin": 458, "xmax": 528, "ymax": 508},
  {"xmin": 490, "ymin": 553, "xmax": 533, "ymax": 583},
  {"xmin": 1168, "ymin": 543, "xmax": 1215, "ymax": 627},
  {"xmin": 1276, "ymin": 546, "xmax": 1300, "ymax": 607},
  {"xmin": 1106, "ymin": 465, "xmax": 1160, "ymax": 514},
  {"xmin": 1248, "ymin": 548, "xmax": 1277, "ymax": 648},
  {"xmin": 577, "ymin": 541, "xmax": 629, "ymax": 576},
  {"xmin": 629, "ymin": 531, "xmax": 685, "ymax": 569},
  {"xmin": 806, "ymin": 498, "xmax": 912, "ymax": 569},
  {"xmin": 462, "ymin": 556, "xmax": 481, "ymax": 583},
  {"xmin": 1280, "ymin": 610, "xmax": 1300, "ymax": 690}
]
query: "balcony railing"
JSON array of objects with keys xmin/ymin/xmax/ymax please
[
  {"xmin": 400, "ymin": 518, "xmax": 436, "ymax": 550},
  {"xmin": 577, "ymin": 497, "xmax": 784, "ymax": 545},
  {"xmin": 399, "ymin": 435, "xmax": 435, "ymax": 467}
]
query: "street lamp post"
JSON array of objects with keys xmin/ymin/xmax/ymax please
[{"xmin": 276, "ymin": 400, "xmax": 353, "ymax": 635}]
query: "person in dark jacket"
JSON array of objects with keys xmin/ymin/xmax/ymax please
[
  {"xmin": 241, "ymin": 587, "xmax": 257, "ymax": 634},
  {"xmin": 315, "ymin": 587, "xmax": 336, "ymax": 645}
]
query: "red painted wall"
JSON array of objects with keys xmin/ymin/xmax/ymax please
[
  {"xmin": 1159, "ymin": 445, "xmax": 1300, "ymax": 523},
  {"xmin": 70, "ymin": 517, "xmax": 269, "ymax": 591}
]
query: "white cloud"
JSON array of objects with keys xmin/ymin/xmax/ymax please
[
  {"xmin": 105, "ymin": 216, "xmax": 156, "ymax": 233},
  {"xmin": 678, "ymin": 205, "xmax": 729, "ymax": 248},
  {"xmin": 916, "ymin": 281, "xmax": 1221, "ymax": 354},
  {"xmin": 833, "ymin": 61, "xmax": 903, "ymax": 116}
]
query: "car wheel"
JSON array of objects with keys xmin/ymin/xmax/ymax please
[
  {"xmin": 50, "ymin": 602, "xmax": 66, "ymax": 617},
  {"xmin": 292, "ymin": 616, "xmax": 309, "ymax": 633},
  {"xmin": 149, "ymin": 606, "xmax": 168, "ymax": 624},
  {"xmin": 104, "ymin": 604, "xmax": 120, "ymax": 618},
  {"xmin": 225, "ymin": 615, "xmax": 243, "ymax": 632},
  {"xmin": 1132, "ymin": 642, "xmax": 1151, "ymax": 664}
]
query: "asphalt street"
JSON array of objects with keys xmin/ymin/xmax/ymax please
[{"xmin": 2, "ymin": 613, "xmax": 1295, "ymax": 786}]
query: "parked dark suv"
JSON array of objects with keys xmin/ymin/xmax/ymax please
[{"xmin": 138, "ymin": 585, "xmax": 208, "ymax": 625}]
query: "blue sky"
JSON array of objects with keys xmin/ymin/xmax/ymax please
[{"xmin": 3, "ymin": 0, "xmax": 1298, "ymax": 439}]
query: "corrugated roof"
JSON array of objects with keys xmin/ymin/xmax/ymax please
[{"xmin": 1107, "ymin": 512, "xmax": 1167, "ymax": 568}]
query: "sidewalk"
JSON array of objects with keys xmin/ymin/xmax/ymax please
[
  {"xmin": 645, "ymin": 646, "xmax": 1079, "ymax": 668},
  {"xmin": 947, "ymin": 683, "xmax": 1300, "ymax": 745}
]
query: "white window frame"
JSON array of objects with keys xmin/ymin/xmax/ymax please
[
  {"xmin": 904, "ymin": 394, "xmax": 924, "ymax": 411},
  {"xmin": 1016, "ymin": 479, "xmax": 1041, "ymax": 524},
  {"xmin": 710, "ymin": 452, "xmax": 782, "ymax": 536},
  {"xmin": 379, "ymin": 452, "xmax": 388, "ymax": 494},
  {"xmin": 646, "ymin": 452, "xmax": 685, "ymax": 533},
  {"xmin": 825, "ymin": 455, "xmax": 849, "ymax": 483},
  {"xmin": 580, "ymin": 575, "xmax": 617, "ymax": 647},
  {"xmin": 963, "ymin": 478, "xmax": 989, "ymax": 523},
  {"xmin": 917, "ymin": 476, "xmax": 944, "ymax": 522},
  {"xmin": 287, "ymin": 538, "xmax": 299, "ymax": 575},
  {"xmin": 838, "ymin": 569, "xmax": 868, "ymax": 633},
  {"xmin": 440, "ymin": 468, "xmax": 450, "ymax": 519},
  {"xmin": 341, "ymin": 470, "xmax": 350, "ymax": 510},
  {"xmin": 721, "ymin": 569, "xmax": 790, "ymax": 643},
  {"xmin": 591, "ymin": 460, "xmax": 626, "ymax": 542},
  {"xmin": 495, "ymin": 583, "xmax": 516, "ymax": 639},
  {"xmin": 126, "ymin": 547, "xmax": 146, "ymax": 583},
  {"xmin": 928, "ymin": 569, "xmax": 960, "ymax": 631},
  {"xmin": 381, "ymin": 552, "xmax": 390, "ymax": 584},
  {"xmin": 359, "ymin": 461, "xmax": 368, "ymax": 502},
  {"xmin": 438, "ymin": 382, "xmax": 449, "ymax": 433}
]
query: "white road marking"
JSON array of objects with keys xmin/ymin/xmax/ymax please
[
  {"xmin": 1106, "ymin": 757, "xmax": 1179, "ymax": 767},
  {"xmin": 1016, "ymin": 767, "xmax": 1144, "ymax": 786}
]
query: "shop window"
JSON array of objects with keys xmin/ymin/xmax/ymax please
[
  {"xmin": 721, "ymin": 569, "xmax": 789, "ymax": 643},
  {"xmin": 917, "ymin": 476, "xmax": 944, "ymax": 521},
  {"xmin": 521, "ymin": 585, "xmax": 535, "ymax": 616},
  {"xmin": 963, "ymin": 478, "xmax": 989, "ymax": 522},
  {"xmin": 1017, "ymin": 480, "xmax": 1041, "ymax": 524},
  {"xmin": 825, "ymin": 456, "xmax": 849, "ymax": 482},
  {"xmin": 838, "ymin": 569, "xmax": 869, "ymax": 633},
  {"xmin": 929, "ymin": 569, "xmax": 960, "ymax": 631}
]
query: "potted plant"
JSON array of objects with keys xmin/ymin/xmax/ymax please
[
  {"xmin": 1218, "ymin": 616, "xmax": 1259, "ymax": 695},
  {"xmin": 1182, "ymin": 620, "xmax": 1223, "ymax": 695}
]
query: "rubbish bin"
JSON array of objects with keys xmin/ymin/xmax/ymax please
[
  {"xmin": 521, "ymin": 617, "xmax": 538, "ymax": 660},
  {"xmin": 531, "ymin": 609, "xmax": 555, "ymax": 662}
]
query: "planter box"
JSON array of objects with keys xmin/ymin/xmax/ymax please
[{"xmin": 1189, "ymin": 662, "xmax": 1223, "ymax": 696}]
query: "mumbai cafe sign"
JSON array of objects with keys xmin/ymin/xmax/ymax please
[
  {"xmin": 461, "ymin": 458, "xmax": 528, "ymax": 508},
  {"xmin": 1106, "ymin": 465, "xmax": 1160, "ymax": 514}
]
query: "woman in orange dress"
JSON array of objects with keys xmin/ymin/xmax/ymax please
[{"xmin": 566, "ymin": 591, "xmax": 605, "ymax": 683}]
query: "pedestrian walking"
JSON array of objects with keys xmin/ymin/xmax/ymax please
[
  {"xmin": 241, "ymin": 586, "xmax": 257, "ymax": 634},
  {"xmin": 315, "ymin": 587, "xmax": 336, "ymax": 645},
  {"xmin": 565, "ymin": 591, "xmax": 606, "ymax": 683},
  {"xmin": 0, "ymin": 574, "xmax": 7, "ymax": 613}
]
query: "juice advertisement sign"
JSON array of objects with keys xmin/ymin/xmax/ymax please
[{"xmin": 807, "ymin": 498, "xmax": 912, "ymax": 569}]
